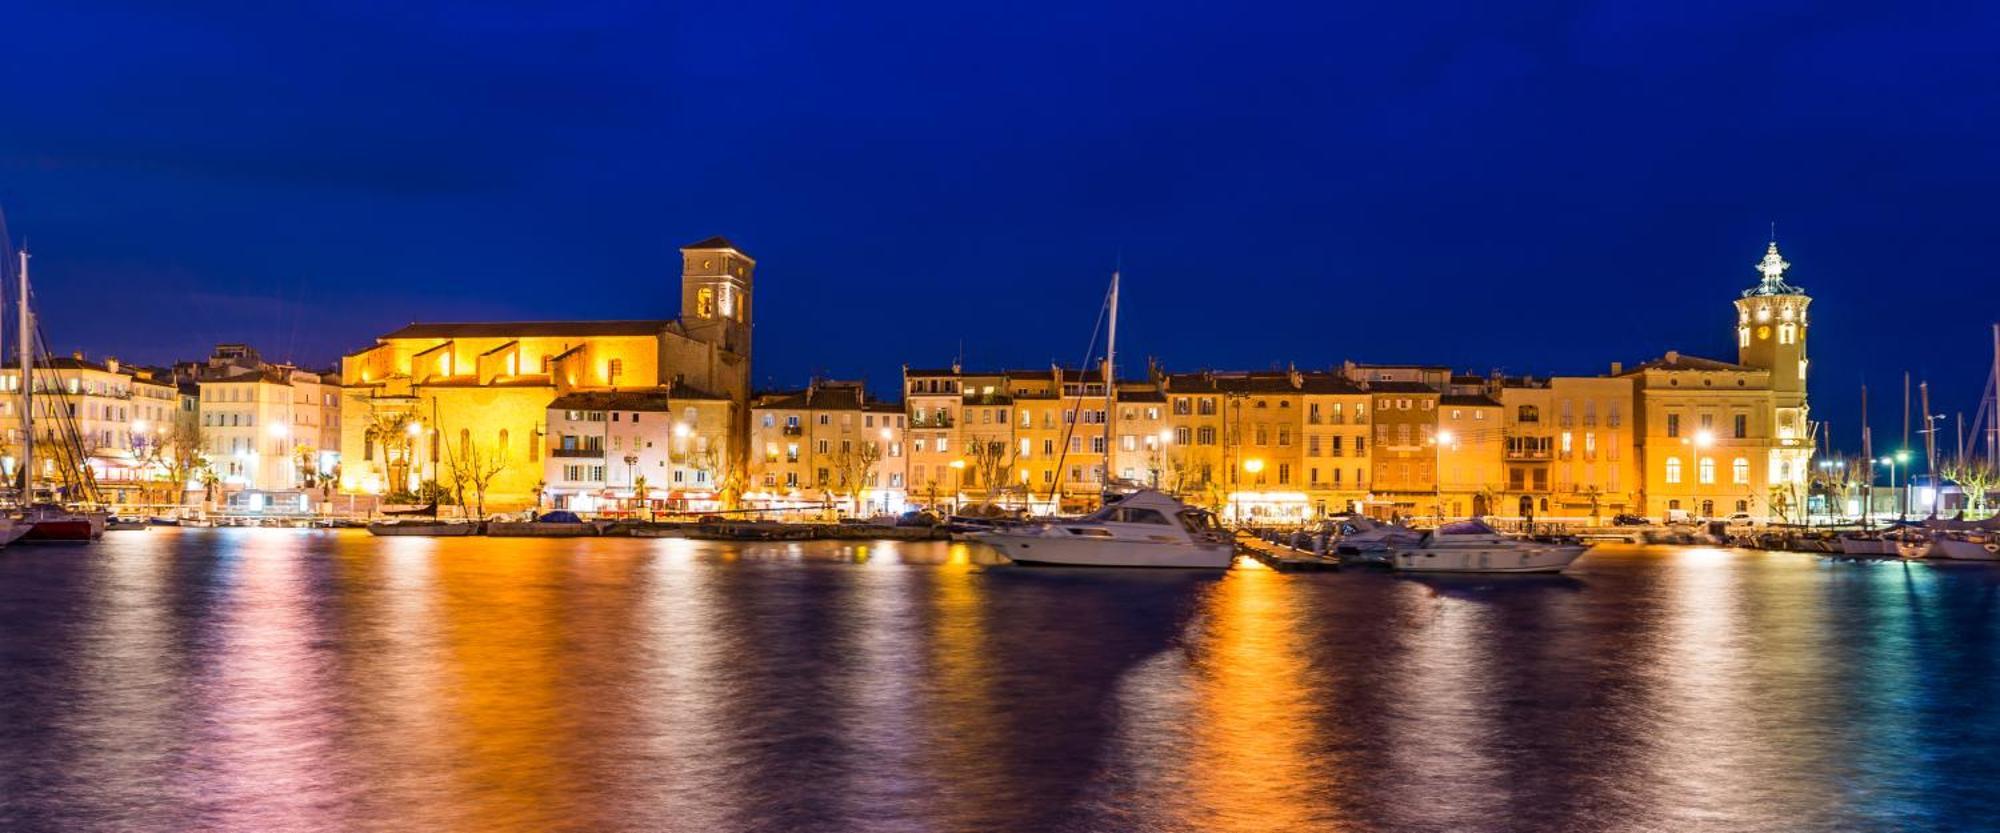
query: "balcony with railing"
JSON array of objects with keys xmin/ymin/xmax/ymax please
[
  {"xmin": 552, "ymin": 447, "xmax": 603, "ymax": 458},
  {"xmin": 782, "ymin": 424, "xmax": 805, "ymax": 436}
]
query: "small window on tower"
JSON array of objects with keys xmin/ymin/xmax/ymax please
[{"xmin": 697, "ymin": 287, "xmax": 714, "ymax": 317}]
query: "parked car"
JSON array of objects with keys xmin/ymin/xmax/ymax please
[
  {"xmin": 1724, "ymin": 512, "xmax": 1759, "ymax": 527},
  {"xmin": 1610, "ymin": 513, "xmax": 1649, "ymax": 526}
]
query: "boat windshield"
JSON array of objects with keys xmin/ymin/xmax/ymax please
[
  {"xmin": 1177, "ymin": 510, "xmax": 1216, "ymax": 534},
  {"xmin": 1085, "ymin": 505, "xmax": 1174, "ymax": 525},
  {"xmin": 1434, "ymin": 519, "xmax": 1497, "ymax": 535}
]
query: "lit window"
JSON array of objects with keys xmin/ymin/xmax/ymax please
[
  {"xmin": 1733, "ymin": 458, "xmax": 1750, "ymax": 484},
  {"xmin": 1699, "ymin": 457, "xmax": 1716, "ymax": 484},
  {"xmin": 1666, "ymin": 457, "xmax": 1683, "ymax": 484}
]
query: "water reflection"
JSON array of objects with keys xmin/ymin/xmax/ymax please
[{"xmin": 1, "ymin": 534, "xmax": 1997, "ymax": 832}]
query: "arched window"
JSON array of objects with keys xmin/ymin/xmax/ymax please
[
  {"xmin": 1732, "ymin": 457, "xmax": 1750, "ymax": 484},
  {"xmin": 1698, "ymin": 457, "xmax": 1716, "ymax": 484},
  {"xmin": 459, "ymin": 429, "xmax": 470, "ymax": 454},
  {"xmin": 1665, "ymin": 457, "xmax": 1682, "ymax": 484},
  {"xmin": 498, "ymin": 429, "xmax": 510, "ymax": 456},
  {"xmin": 1778, "ymin": 323, "xmax": 1797, "ymax": 345},
  {"xmin": 1701, "ymin": 499, "xmax": 1715, "ymax": 517},
  {"xmin": 1739, "ymin": 327, "xmax": 1751, "ymax": 348}
]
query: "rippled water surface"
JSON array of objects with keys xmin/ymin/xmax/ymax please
[{"xmin": 2, "ymin": 531, "xmax": 1997, "ymax": 832}]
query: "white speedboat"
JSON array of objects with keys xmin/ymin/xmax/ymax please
[
  {"xmin": 0, "ymin": 518, "xmax": 31, "ymax": 547},
  {"xmin": 1930, "ymin": 532, "xmax": 2000, "ymax": 561},
  {"xmin": 1390, "ymin": 519, "xmax": 1589, "ymax": 573},
  {"xmin": 971, "ymin": 489, "xmax": 1236, "ymax": 569}
]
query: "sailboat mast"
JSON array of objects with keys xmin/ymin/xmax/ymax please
[
  {"xmin": 18, "ymin": 248, "xmax": 31, "ymax": 504},
  {"xmin": 1991, "ymin": 323, "xmax": 1999, "ymax": 461},
  {"xmin": 1103, "ymin": 270, "xmax": 1118, "ymax": 485},
  {"xmin": 1861, "ymin": 383, "xmax": 1871, "ymax": 528}
]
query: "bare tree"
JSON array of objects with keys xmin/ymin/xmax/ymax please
[
  {"xmin": 446, "ymin": 436, "xmax": 510, "ymax": 518},
  {"xmin": 829, "ymin": 438, "xmax": 885, "ymax": 513},
  {"xmin": 1940, "ymin": 456, "xmax": 1998, "ymax": 517},
  {"xmin": 158, "ymin": 415, "xmax": 209, "ymax": 507},
  {"xmin": 964, "ymin": 437, "xmax": 1016, "ymax": 499}
]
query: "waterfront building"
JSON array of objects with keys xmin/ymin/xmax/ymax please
[
  {"xmin": 1626, "ymin": 241, "xmax": 1813, "ymax": 521},
  {"xmin": 1364, "ymin": 381, "xmax": 1443, "ymax": 518},
  {"xmin": 1158, "ymin": 369, "xmax": 1373, "ymax": 522},
  {"xmin": 746, "ymin": 380, "xmax": 906, "ymax": 517},
  {"xmin": 0, "ymin": 354, "xmax": 181, "ymax": 504},
  {"xmin": 1436, "ymin": 390, "xmax": 1504, "ymax": 519},
  {"xmin": 193, "ymin": 344, "xmax": 342, "ymax": 504},
  {"xmin": 541, "ymin": 387, "xmax": 737, "ymax": 514},
  {"xmin": 902, "ymin": 366, "xmax": 988, "ymax": 510},
  {"xmin": 338, "ymin": 237, "xmax": 754, "ymax": 511},
  {"xmin": 1498, "ymin": 373, "xmax": 1640, "ymax": 520}
]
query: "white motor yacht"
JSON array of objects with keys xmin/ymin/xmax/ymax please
[
  {"xmin": 1390, "ymin": 519, "xmax": 1590, "ymax": 574},
  {"xmin": 971, "ymin": 489, "xmax": 1236, "ymax": 569}
]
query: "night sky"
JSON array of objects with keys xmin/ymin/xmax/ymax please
[{"xmin": 2, "ymin": 1, "xmax": 1996, "ymax": 455}]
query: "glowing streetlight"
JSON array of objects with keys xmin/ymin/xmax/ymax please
[
  {"xmin": 406, "ymin": 421, "xmax": 423, "ymax": 437},
  {"xmin": 1436, "ymin": 429, "xmax": 1455, "ymax": 445},
  {"xmin": 1242, "ymin": 458, "xmax": 1265, "ymax": 474},
  {"xmin": 879, "ymin": 428, "xmax": 893, "ymax": 441},
  {"xmin": 1157, "ymin": 429, "xmax": 1173, "ymax": 444},
  {"xmin": 1693, "ymin": 429, "xmax": 1715, "ymax": 449},
  {"xmin": 674, "ymin": 423, "xmax": 692, "ymax": 438}
]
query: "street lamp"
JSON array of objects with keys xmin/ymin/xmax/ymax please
[{"xmin": 1880, "ymin": 453, "xmax": 1911, "ymax": 519}]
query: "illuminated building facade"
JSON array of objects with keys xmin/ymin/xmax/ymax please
[
  {"xmin": 194, "ymin": 344, "xmax": 342, "ymax": 502},
  {"xmin": 1626, "ymin": 241, "xmax": 1813, "ymax": 520},
  {"xmin": 0, "ymin": 354, "xmax": 181, "ymax": 503},
  {"xmin": 338, "ymin": 237, "xmax": 753, "ymax": 510},
  {"xmin": 542, "ymin": 388, "xmax": 737, "ymax": 514},
  {"xmin": 747, "ymin": 380, "xmax": 906, "ymax": 517}
]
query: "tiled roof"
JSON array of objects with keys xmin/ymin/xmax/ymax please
[
  {"xmin": 1625, "ymin": 352, "xmax": 1757, "ymax": 373},
  {"xmin": 1162, "ymin": 371, "xmax": 1365, "ymax": 395},
  {"xmin": 549, "ymin": 390, "xmax": 674, "ymax": 412},
  {"xmin": 1363, "ymin": 381, "xmax": 1440, "ymax": 394},
  {"xmin": 683, "ymin": 236, "xmax": 741, "ymax": 251},
  {"xmin": 1441, "ymin": 393, "xmax": 1501, "ymax": 407},
  {"xmin": 754, "ymin": 384, "xmax": 866, "ymax": 411},
  {"xmin": 381, "ymin": 320, "xmax": 672, "ymax": 340}
]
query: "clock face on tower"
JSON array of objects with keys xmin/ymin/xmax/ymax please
[{"xmin": 1757, "ymin": 326, "xmax": 1771, "ymax": 341}]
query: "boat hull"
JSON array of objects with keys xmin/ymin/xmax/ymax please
[
  {"xmin": 367, "ymin": 522, "xmax": 481, "ymax": 537},
  {"xmin": 20, "ymin": 519, "xmax": 95, "ymax": 543},
  {"xmin": 1932, "ymin": 537, "xmax": 2000, "ymax": 561},
  {"xmin": 485, "ymin": 521, "xmax": 600, "ymax": 537},
  {"xmin": 1392, "ymin": 545, "xmax": 1589, "ymax": 573},
  {"xmin": 975, "ymin": 532, "xmax": 1235, "ymax": 569}
]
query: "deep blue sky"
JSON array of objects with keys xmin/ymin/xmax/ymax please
[{"xmin": 2, "ymin": 1, "xmax": 1997, "ymax": 456}]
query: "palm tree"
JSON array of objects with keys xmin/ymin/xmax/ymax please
[{"xmin": 363, "ymin": 409, "xmax": 417, "ymax": 492}]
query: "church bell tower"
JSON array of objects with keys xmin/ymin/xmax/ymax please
[{"xmin": 680, "ymin": 236, "xmax": 754, "ymax": 359}]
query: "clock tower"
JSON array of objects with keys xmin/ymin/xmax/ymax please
[
  {"xmin": 1733, "ymin": 240, "xmax": 1809, "ymax": 397},
  {"xmin": 1733, "ymin": 239, "xmax": 1813, "ymax": 485}
]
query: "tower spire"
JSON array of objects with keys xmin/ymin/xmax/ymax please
[{"xmin": 1744, "ymin": 238, "xmax": 1803, "ymax": 297}]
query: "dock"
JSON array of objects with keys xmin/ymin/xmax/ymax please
[{"xmin": 1235, "ymin": 533, "xmax": 1342, "ymax": 571}]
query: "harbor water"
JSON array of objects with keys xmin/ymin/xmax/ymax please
[{"xmin": 2, "ymin": 532, "xmax": 1997, "ymax": 832}]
